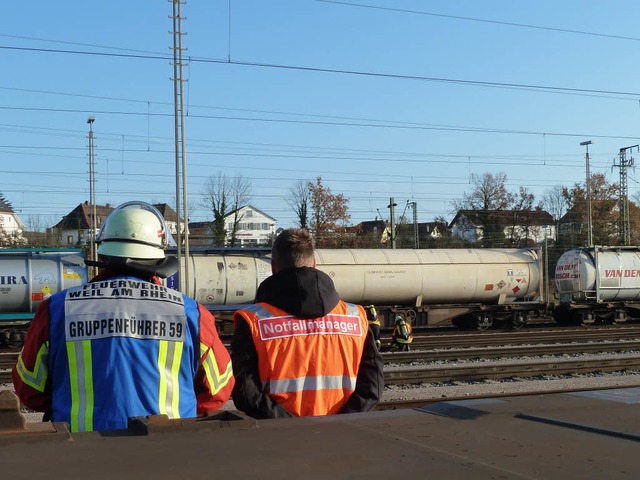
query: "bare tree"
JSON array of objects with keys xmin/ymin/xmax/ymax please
[
  {"xmin": 24, "ymin": 215, "xmax": 41, "ymax": 232},
  {"xmin": 452, "ymin": 172, "xmax": 550, "ymax": 247},
  {"xmin": 308, "ymin": 177, "xmax": 350, "ymax": 246},
  {"xmin": 286, "ymin": 179, "xmax": 310, "ymax": 229},
  {"xmin": 504, "ymin": 186, "xmax": 540, "ymax": 245},
  {"xmin": 454, "ymin": 172, "xmax": 513, "ymax": 211},
  {"xmin": 542, "ymin": 185, "xmax": 568, "ymax": 222},
  {"xmin": 200, "ymin": 172, "xmax": 252, "ymax": 247}
]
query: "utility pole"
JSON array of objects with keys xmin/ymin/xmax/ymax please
[
  {"xmin": 388, "ymin": 197, "xmax": 397, "ymax": 249},
  {"xmin": 171, "ymin": 0, "xmax": 189, "ymax": 294},
  {"xmin": 411, "ymin": 201, "xmax": 418, "ymax": 249},
  {"xmin": 614, "ymin": 145, "xmax": 638, "ymax": 246},
  {"xmin": 87, "ymin": 116, "xmax": 97, "ymax": 278},
  {"xmin": 580, "ymin": 140, "xmax": 593, "ymax": 247}
]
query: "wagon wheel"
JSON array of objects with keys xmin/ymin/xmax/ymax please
[
  {"xmin": 511, "ymin": 312, "xmax": 526, "ymax": 329},
  {"xmin": 475, "ymin": 313, "xmax": 493, "ymax": 331}
]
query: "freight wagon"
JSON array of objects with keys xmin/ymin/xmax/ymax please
[
  {"xmin": 554, "ymin": 245, "xmax": 640, "ymax": 325},
  {"xmin": 0, "ymin": 248, "xmax": 88, "ymax": 345},
  {"xmin": 168, "ymin": 247, "xmax": 546, "ymax": 330},
  {"xmin": 5, "ymin": 244, "xmax": 640, "ymax": 346}
]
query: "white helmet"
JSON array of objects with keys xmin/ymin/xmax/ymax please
[{"xmin": 96, "ymin": 201, "xmax": 174, "ymax": 259}]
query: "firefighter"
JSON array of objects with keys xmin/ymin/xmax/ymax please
[
  {"xmin": 365, "ymin": 305, "xmax": 382, "ymax": 350},
  {"xmin": 13, "ymin": 201, "xmax": 234, "ymax": 432},
  {"xmin": 389, "ymin": 314, "xmax": 414, "ymax": 352},
  {"xmin": 231, "ymin": 228, "xmax": 384, "ymax": 418}
]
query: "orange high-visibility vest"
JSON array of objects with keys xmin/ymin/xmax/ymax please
[{"xmin": 234, "ymin": 301, "xmax": 368, "ymax": 416}]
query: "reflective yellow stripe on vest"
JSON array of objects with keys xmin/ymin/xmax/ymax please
[
  {"xmin": 66, "ymin": 340, "xmax": 94, "ymax": 433},
  {"xmin": 16, "ymin": 341, "xmax": 49, "ymax": 391},
  {"xmin": 158, "ymin": 339, "xmax": 184, "ymax": 418},
  {"xmin": 200, "ymin": 342, "xmax": 233, "ymax": 395}
]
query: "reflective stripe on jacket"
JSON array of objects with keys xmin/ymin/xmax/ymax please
[
  {"xmin": 235, "ymin": 301, "xmax": 368, "ymax": 416},
  {"xmin": 47, "ymin": 277, "xmax": 201, "ymax": 432},
  {"xmin": 393, "ymin": 322, "xmax": 414, "ymax": 345}
]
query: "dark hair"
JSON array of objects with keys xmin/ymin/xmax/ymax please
[{"xmin": 272, "ymin": 228, "xmax": 315, "ymax": 271}]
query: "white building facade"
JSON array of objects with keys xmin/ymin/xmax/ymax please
[
  {"xmin": 0, "ymin": 196, "xmax": 26, "ymax": 246},
  {"xmin": 226, "ymin": 205, "xmax": 277, "ymax": 246}
]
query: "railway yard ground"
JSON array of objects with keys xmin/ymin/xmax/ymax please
[
  {"xmin": 3, "ymin": 325, "xmax": 640, "ymax": 478},
  {"xmin": 4, "ymin": 324, "xmax": 640, "ymax": 421},
  {"xmin": 3, "ymin": 378, "xmax": 640, "ymax": 478}
]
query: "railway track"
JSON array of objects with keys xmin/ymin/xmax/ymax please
[
  {"xmin": 214, "ymin": 325, "xmax": 640, "ymax": 350},
  {"xmin": 4, "ymin": 332, "xmax": 640, "ymax": 385},
  {"xmin": 395, "ymin": 325, "xmax": 640, "ymax": 349},
  {"xmin": 385, "ymin": 340, "xmax": 640, "ymax": 364},
  {"xmin": 383, "ymin": 354, "xmax": 640, "ymax": 385}
]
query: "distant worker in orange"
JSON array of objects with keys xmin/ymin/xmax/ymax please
[
  {"xmin": 231, "ymin": 228, "xmax": 384, "ymax": 418},
  {"xmin": 389, "ymin": 314, "xmax": 414, "ymax": 352}
]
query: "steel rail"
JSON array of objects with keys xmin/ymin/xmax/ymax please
[
  {"xmin": 400, "ymin": 327, "xmax": 640, "ymax": 349},
  {"xmin": 383, "ymin": 355, "xmax": 640, "ymax": 385},
  {"xmin": 383, "ymin": 340, "xmax": 640, "ymax": 364}
]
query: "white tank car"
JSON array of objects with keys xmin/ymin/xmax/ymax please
[
  {"xmin": 0, "ymin": 249, "xmax": 88, "ymax": 345},
  {"xmin": 167, "ymin": 249, "xmax": 272, "ymax": 307},
  {"xmin": 176, "ymin": 247, "xmax": 543, "ymax": 328},
  {"xmin": 314, "ymin": 248, "xmax": 542, "ymax": 305},
  {"xmin": 0, "ymin": 249, "xmax": 88, "ymax": 314},
  {"xmin": 556, "ymin": 246, "xmax": 640, "ymax": 304}
]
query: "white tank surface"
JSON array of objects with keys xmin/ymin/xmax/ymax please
[
  {"xmin": 168, "ymin": 249, "xmax": 272, "ymax": 306},
  {"xmin": 314, "ymin": 248, "xmax": 541, "ymax": 305},
  {"xmin": 556, "ymin": 246, "xmax": 640, "ymax": 303},
  {"xmin": 0, "ymin": 249, "xmax": 88, "ymax": 313},
  {"xmin": 174, "ymin": 248, "xmax": 541, "ymax": 308}
]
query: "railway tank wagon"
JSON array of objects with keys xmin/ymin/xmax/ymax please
[
  {"xmin": 0, "ymin": 248, "xmax": 88, "ymax": 345},
  {"xmin": 314, "ymin": 248, "xmax": 544, "ymax": 328},
  {"xmin": 555, "ymin": 246, "xmax": 640, "ymax": 325},
  {"xmin": 165, "ymin": 248, "xmax": 272, "ymax": 316},
  {"xmin": 176, "ymin": 247, "xmax": 544, "ymax": 329},
  {"xmin": 0, "ymin": 246, "xmax": 545, "ymax": 344}
]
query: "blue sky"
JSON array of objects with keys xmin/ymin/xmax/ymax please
[{"xmin": 3, "ymin": 1, "xmax": 640, "ymax": 230}]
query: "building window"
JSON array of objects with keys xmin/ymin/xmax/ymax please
[{"xmin": 67, "ymin": 235, "xmax": 74, "ymax": 245}]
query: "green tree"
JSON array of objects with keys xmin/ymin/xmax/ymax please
[{"xmin": 560, "ymin": 173, "xmax": 618, "ymax": 247}]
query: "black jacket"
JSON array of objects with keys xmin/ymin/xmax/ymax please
[{"xmin": 231, "ymin": 267, "xmax": 384, "ymax": 419}]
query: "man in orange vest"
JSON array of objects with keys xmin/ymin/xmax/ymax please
[{"xmin": 232, "ymin": 228, "xmax": 384, "ymax": 418}]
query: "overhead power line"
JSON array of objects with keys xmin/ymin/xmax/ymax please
[
  {"xmin": 1, "ymin": 105, "xmax": 639, "ymax": 142},
  {"xmin": 316, "ymin": 0, "xmax": 640, "ymax": 42},
  {"xmin": 3, "ymin": 44, "xmax": 640, "ymax": 100}
]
